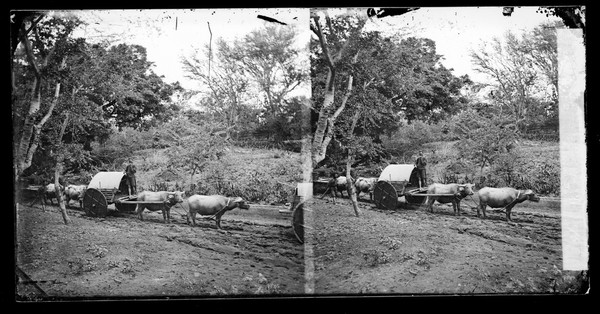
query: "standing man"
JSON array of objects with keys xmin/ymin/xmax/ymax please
[
  {"xmin": 124, "ymin": 158, "xmax": 137, "ymax": 196},
  {"xmin": 414, "ymin": 150, "xmax": 427, "ymax": 188}
]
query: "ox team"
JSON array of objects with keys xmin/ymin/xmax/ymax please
[
  {"xmin": 326, "ymin": 151, "xmax": 540, "ymax": 222},
  {"xmin": 42, "ymin": 162, "xmax": 251, "ymax": 230}
]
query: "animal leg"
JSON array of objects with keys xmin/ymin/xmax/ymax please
[
  {"xmin": 162, "ymin": 209, "xmax": 169, "ymax": 223},
  {"xmin": 426, "ymin": 198, "xmax": 434, "ymax": 213},
  {"xmin": 330, "ymin": 188, "xmax": 337, "ymax": 204},
  {"xmin": 136, "ymin": 205, "xmax": 144, "ymax": 221},
  {"xmin": 189, "ymin": 212, "xmax": 197, "ymax": 226},
  {"xmin": 506, "ymin": 207, "xmax": 513, "ymax": 222},
  {"xmin": 215, "ymin": 216, "xmax": 222, "ymax": 230}
]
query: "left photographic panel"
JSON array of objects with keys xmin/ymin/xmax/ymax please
[{"xmin": 12, "ymin": 8, "xmax": 311, "ymax": 300}]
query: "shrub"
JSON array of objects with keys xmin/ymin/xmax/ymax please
[{"xmin": 382, "ymin": 121, "xmax": 450, "ymax": 164}]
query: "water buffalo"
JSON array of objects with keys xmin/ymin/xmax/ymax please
[
  {"xmin": 64, "ymin": 185, "xmax": 87, "ymax": 208},
  {"xmin": 185, "ymin": 195, "xmax": 250, "ymax": 230},
  {"xmin": 355, "ymin": 177, "xmax": 377, "ymax": 201},
  {"xmin": 43, "ymin": 183, "xmax": 64, "ymax": 205},
  {"xmin": 135, "ymin": 190, "xmax": 185, "ymax": 223},
  {"xmin": 425, "ymin": 183, "xmax": 474, "ymax": 215},
  {"xmin": 477, "ymin": 187, "xmax": 540, "ymax": 221},
  {"xmin": 331, "ymin": 176, "xmax": 349, "ymax": 198}
]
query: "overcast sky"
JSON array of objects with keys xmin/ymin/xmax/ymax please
[
  {"xmin": 73, "ymin": 8, "xmax": 309, "ymax": 91},
  {"xmin": 72, "ymin": 7, "xmax": 563, "ymax": 89}
]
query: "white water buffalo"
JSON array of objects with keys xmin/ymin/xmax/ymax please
[
  {"xmin": 476, "ymin": 187, "xmax": 540, "ymax": 221},
  {"xmin": 355, "ymin": 177, "xmax": 377, "ymax": 201},
  {"xmin": 64, "ymin": 185, "xmax": 87, "ymax": 208},
  {"xmin": 185, "ymin": 195, "xmax": 250, "ymax": 230},
  {"xmin": 135, "ymin": 191, "xmax": 185, "ymax": 223},
  {"xmin": 43, "ymin": 183, "xmax": 64, "ymax": 205},
  {"xmin": 425, "ymin": 183, "xmax": 474, "ymax": 215}
]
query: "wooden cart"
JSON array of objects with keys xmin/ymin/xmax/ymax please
[
  {"xmin": 372, "ymin": 164, "xmax": 429, "ymax": 210},
  {"xmin": 82, "ymin": 172, "xmax": 138, "ymax": 217}
]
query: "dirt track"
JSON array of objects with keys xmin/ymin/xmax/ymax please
[
  {"xmin": 15, "ymin": 201, "xmax": 304, "ymax": 300},
  {"xmin": 310, "ymin": 195, "xmax": 588, "ymax": 295},
  {"xmin": 15, "ymin": 192, "xmax": 589, "ymax": 299}
]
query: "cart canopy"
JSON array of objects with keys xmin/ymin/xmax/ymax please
[
  {"xmin": 88, "ymin": 172, "xmax": 127, "ymax": 191},
  {"xmin": 378, "ymin": 164, "xmax": 415, "ymax": 183}
]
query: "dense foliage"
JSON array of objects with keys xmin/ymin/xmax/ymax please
[
  {"xmin": 310, "ymin": 13, "xmax": 471, "ymax": 169},
  {"xmin": 13, "ymin": 14, "xmax": 178, "ymax": 185}
]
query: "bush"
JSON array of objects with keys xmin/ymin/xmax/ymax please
[
  {"xmin": 382, "ymin": 121, "xmax": 449, "ymax": 163},
  {"xmin": 193, "ymin": 166, "xmax": 295, "ymax": 204},
  {"xmin": 468, "ymin": 148, "xmax": 560, "ymax": 196}
]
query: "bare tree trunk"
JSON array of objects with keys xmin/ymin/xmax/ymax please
[
  {"xmin": 345, "ymin": 111, "xmax": 361, "ymax": 217},
  {"xmin": 310, "ymin": 14, "xmax": 366, "ymax": 167},
  {"xmin": 345, "ymin": 156, "xmax": 360, "ymax": 217},
  {"xmin": 311, "ymin": 69, "xmax": 336, "ymax": 166},
  {"xmin": 55, "ymin": 112, "xmax": 71, "ymax": 225},
  {"xmin": 14, "ymin": 22, "xmax": 60, "ymax": 181},
  {"xmin": 54, "ymin": 164, "xmax": 70, "ymax": 224}
]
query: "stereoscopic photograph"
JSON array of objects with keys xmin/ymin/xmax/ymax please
[
  {"xmin": 13, "ymin": 8, "xmax": 310, "ymax": 299},
  {"xmin": 12, "ymin": 6, "xmax": 587, "ymax": 301},
  {"xmin": 308, "ymin": 7, "xmax": 587, "ymax": 295}
]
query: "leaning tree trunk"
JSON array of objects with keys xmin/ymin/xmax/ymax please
[
  {"xmin": 54, "ymin": 164, "xmax": 70, "ymax": 225},
  {"xmin": 345, "ymin": 155, "xmax": 360, "ymax": 217},
  {"xmin": 345, "ymin": 110, "xmax": 362, "ymax": 217},
  {"xmin": 54, "ymin": 112, "xmax": 71, "ymax": 225}
]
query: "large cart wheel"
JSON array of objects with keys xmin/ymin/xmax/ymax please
[
  {"xmin": 373, "ymin": 181, "xmax": 398, "ymax": 210},
  {"xmin": 83, "ymin": 188, "xmax": 108, "ymax": 217},
  {"xmin": 292, "ymin": 202, "xmax": 304, "ymax": 244}
]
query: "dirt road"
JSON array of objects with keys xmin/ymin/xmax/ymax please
[
  {"xmin": 15, "ymin": 202, "xmax": 304, "ymax": 300},
  {"xmin": 310, "ymin": 195, "xmax": 588, "ymax": 294}
]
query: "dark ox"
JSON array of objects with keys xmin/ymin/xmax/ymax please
[
  {"xmin": 135, "ymin": 191, "xmax": 185, "ymax": 223},
  {"xmin": 185, "ymin": 195, "xmax": 250, "ymax": 230},
  {"xmin": 355, "ymin": 177, "xmax": 377, "ymax": 201},
  {"xmin": 43, "ymin": 183, "xmax": 64, "ymax": 205},
  {"xmin": 476, "ymin": 187, "xmax": 540, "ymax": 221},
  {"xmin": 425, "ymin": 183, "xmax": 474, "ymax": 216},
  {"xmin": 64, "ymin": 185, "xmax": 86, "ymax": 208}
]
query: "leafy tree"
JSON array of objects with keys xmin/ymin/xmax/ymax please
[
  {"xmin": 13, "ymin": 13, "xmax": 178, "ymax": 202},
  {"xmin": 82, "ymin": 43, "xmax": 178, "ymax": 130},
  {"xmin": 226, "ymin": 25, "xmax": 308, "ymax": 119},
  {"xmin": 182, "ymin": 39, "xmax": 252, "ymax": 140},
  {"xmin": 310, "ymin": 9, "xmax": 371, "ymax": 216},
  {"xmin": 450, "ymin": 108, "xmax": 519, "ymax": 180},
  {"xmin": 470, "ymin": 22, "xmax": 560, "ymax": 136},
  {"xmin": 13, "ymin": 15, "xmax": 81, "ymax": 183},
  {"xmin": 310, "ymin": 9, "xmax": 474, "ymax": 215},
  {"xmin": 311, "ymin": 25, "xmax": 470, "ymax": 168},
  {"xmin": 182, "ymin": 25, "xmax": 307, "ymax": 146}
]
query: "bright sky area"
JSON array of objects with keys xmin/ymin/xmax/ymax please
[
  {"xmin": 73, "ymin": 8, "xmax": 309, "ymax": 91},
  {"xmin": 71, "ymin": 7, "xmax": 563, "ymax": 89}
]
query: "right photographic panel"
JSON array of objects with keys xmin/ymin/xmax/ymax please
[{"xmin": 307, "ymin": 6, "xmax": 588, "ymax": 295}]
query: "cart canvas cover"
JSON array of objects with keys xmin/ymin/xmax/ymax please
[
  {"xmin": 88, "ymin": 172, "xmax": 127, "ymax": 190},
  {"xmin": 378, "ymin": 164, "xmax": 415, "ymax": 183}
]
